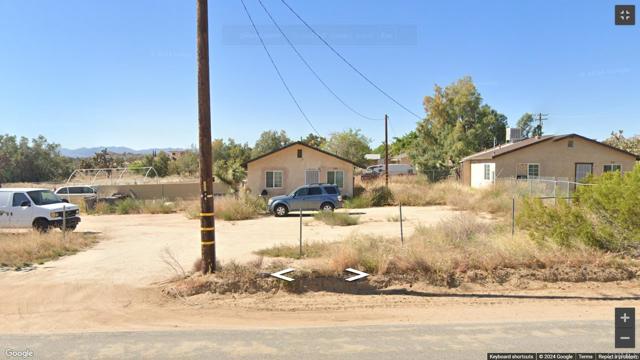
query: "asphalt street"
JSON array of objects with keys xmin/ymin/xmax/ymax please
[{"xmin": 0, "ymin": 320, "xmax": 628, "ymax": 360}]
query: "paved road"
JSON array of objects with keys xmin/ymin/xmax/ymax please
[{"xmin": 0, "ymin": 321, "xmax": 625, "ymax": 360}]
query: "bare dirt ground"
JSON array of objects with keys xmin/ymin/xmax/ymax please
[{"xmin": 1, "ymin": 207, "xmax": 639, "ymax": 335}]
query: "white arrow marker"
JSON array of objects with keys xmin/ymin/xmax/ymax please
[
  {"xmin": 270, "ymin": 268, "xmax": 295, "ymax": 282},
  {"xmin": 345, "ymin": 268, "xmax": 369, "ymax": 282}
]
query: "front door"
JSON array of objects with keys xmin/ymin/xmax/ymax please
[
  {"xmin": 305, "ymin": 169, "xmax": 319, "ymax": 185},
  {"xmin": 10, "ymin": 192, "xmax": 33, "ymax": 228},
  {"xmin": 575, "ymin": 163, "xmax": 593, "ymax": 182}
]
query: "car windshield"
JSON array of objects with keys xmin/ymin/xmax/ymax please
[
  {"xmin": 27, "ymin": 190, "xmax": 63, "ymax": 205},
  {"xmin": 288, "ymin": 187, "xmax": 304, "ymax": 196}
]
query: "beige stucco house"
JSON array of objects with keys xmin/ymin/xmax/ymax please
[
  {"xmin": 243, "ymin": 142, "xmax": 364, "ymax": 197},
  {"xmin": 460, "ymin": 133, "xmax": 638, "ymax": 188}
]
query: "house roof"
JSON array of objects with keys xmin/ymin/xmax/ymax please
[
  {"xmin": 242, "ymin": 141, "xmax": 366, "ymax": 168},
  {"xmin": 461, "ymin": 133, "xmax": 640, "ymax": 162}
]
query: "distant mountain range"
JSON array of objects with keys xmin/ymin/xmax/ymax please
[{"xmin": 60, "ymin": 147, "xmax": 186, "ymax": 158}]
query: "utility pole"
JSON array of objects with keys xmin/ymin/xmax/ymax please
[
  {"xmin": 197, "ymin": 0, "xmax": 216, "ymax": 273},
  {"xmin": 534, "ymin": 113, "xmax": 548, "ymax": 137},
  {"xmin": 384, "ymin": 114, "xmax": 389, "ymax": 187}
]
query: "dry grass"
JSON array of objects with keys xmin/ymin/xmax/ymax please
[
  {"xmin": 0, "ymin": 231, "xmax": 99, "ymax": 269},
  {"xmin": 256, "ymin": 241, "xmax": 333, "ymax": 259},
  {"xmin": 255, "ymin": 213, "xmax": 634, "ymax": 286},
  {"xmin": 87, "ymin": 198, "xmax": 177, "ymax": 215},
  {"xmin": 386, "ymin": 214, "xmax": 406, "ymax": 222},
  {"xmin": 177, "ymin": 199, "xmax": 200, "ymax": 219},
  {"xmin": 353, "ymin": 176, "xmax": 514, "ymax": 215},
  {"xmin": 215, "ymin": 194, "xmax": 266, "ymax": 221},
  {"xmin": 179, "ymin": 194, "xmax": 266, "ymax": 221},
  {"xmin": 313, "ymin": 211, "xmax": 359, "ymax": 226}
]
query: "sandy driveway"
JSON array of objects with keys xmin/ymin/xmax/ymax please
[{"xmin": 3, "ymin": 206, "xmax": 459, "ymax": 286}]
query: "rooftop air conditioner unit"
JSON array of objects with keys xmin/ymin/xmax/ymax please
[{"xmin": 506, "ymin": 128, "xmax": 524, "ymax": 143}]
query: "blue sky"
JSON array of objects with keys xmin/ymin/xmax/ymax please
[{"xmin": 0, "ymin": 0, "xmax": 638, "ymax": 149}]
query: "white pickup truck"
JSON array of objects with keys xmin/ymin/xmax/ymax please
[{"xmin": 0, "ymin": 188, "xmax": 81, "ymax": 231}]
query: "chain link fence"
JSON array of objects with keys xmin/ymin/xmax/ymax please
[{"xmin": 495, "ymin": 176, "xmax": 595, "ymax": 203}]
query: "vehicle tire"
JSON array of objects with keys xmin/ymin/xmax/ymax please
[
  {"xmin": 320, "ymin": 202, "xmax": 335, "ymax": 212},
  {"xmin": 33, "ymin": 218, "xmax": 50, "ymax": 233},
  {"xmin": 64, "ymin": 225, "xmax": 77, "ymax": 232},
  {"xmin": 274, "ymin": 204, "xmax": 288, "ymax": 217}
]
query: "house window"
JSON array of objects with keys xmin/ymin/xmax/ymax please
[
  {"xmin": 297, "ymin": 149, "xmax": 302, "ymax": 158},
  {"xmin": 527, "ymin": 164, "xmax": 539, "ymax": 178},
  {"xmin": 265, "ymin": 171, "xmax": 283, "ymax": 188},
  {"xmin": 483, "ymin": 164, "xmax": 491, "ymax": 180},
  {"xmin": 305, "ymin": 169, "xmax": 319, "ymax": 185},
  {"xmin": 568, "ymin": 140, "xmax": 574, "ymax": 148},
  {"xmin": 604, "ymin": 164, "xmax": 621, "ymax": 172},
  {"xmin": 327, "ymin": 170, "xmax": 344, "ymax": 188}
]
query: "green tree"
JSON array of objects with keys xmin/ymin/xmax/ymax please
[
  {"xmin": 516, "ymin": 113, "xmax": 534, "ymax": 138},
  {"xmin": 210, "ymin": 138, "xmax": 252, "ymax": 191},
  {"xmin": 391, "ymin": 131, "xmax": 418, "ymax": 156},
  {"xmin": 413, "ymin": 76, "xmax": 507, "ymax": 172},
  {"xmin": 152, "ymin": 152, "xmax": 170, "ymax": 177},
  {"xmin": 301, "ymin": 133, "xmax": 327, "ymax": 148},
  {"xmin": 251, "ymin": 130, "xmax": 290, "ymax": 158},
  {"xmin": 214, "ymin": 159, "xmax": 246, "ymax": 193},
  {"xmin": 173, "ymin": 150, "xmax": 199, "ymax": 176},
  {"xmin": 0, "ymin": 134, "xmax": 72, "ymax": 183},
  {"xmin": 322, "ymin": 129, "xmax": 371, "ymax": 164},
  {"xmin": 372, "ymin": 131, "xmax": 418, "ymax": 157},
  {"xmin": 92, "ymin": 148, "xmax": 114, "ymax": 168},
  {"xmin": 603, "ymin": 130, "xmax": 640, "ymax": 155}
]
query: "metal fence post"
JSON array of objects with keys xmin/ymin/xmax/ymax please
[
  {"xmin": 399, "ymin": 203, "xmax": 404, "ymax": 246},
  {"xmin": 299, "ymin": 208, "xmax": 303, "ymax": 258},
  {"xmin": 511, "ymin": 197, "xmax": 515, "ymax": 239},
  {"xmin": 62, "ymin": 204, "xmax": 67, "ymax": 242}
]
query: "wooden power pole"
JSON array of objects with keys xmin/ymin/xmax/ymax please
[
  {"xmin": 384, "ymin": 114, "xmax": 389, "ymax": 187},
  {"xmin": 197, "ymin": 0, "xmax": 216, "ymax": 273}
]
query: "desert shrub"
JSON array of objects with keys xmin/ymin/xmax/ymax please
[
  {"xmin": 517, "ymin": 197, "xmax": 595, "ymax": 248},
  {"xmin": 91, "ymin": 201, "xmax": 116, "ymax": 215},
  {"xmin": 115, "ymin": 198, "xmax": 143, "ymax": 215},
  {"xmin": 368, "ymin": 186, "xmax": 394, "ymax": 206},
  {"xmin": 215, "ymin": 194, "xmax": 265, "ymax": 221},
  {"xmin": 574, "ymin": 166, "xmax": 640, "ymax": 249},
  {"xmin": 353, "ymin": 184, "xmax": 366, "ymax": 197},
  {"xmin": 344, "ymin": 196, "xmax": 372, "ymax": 209},
  {"xmin": 518, "ymin": 165, "xmax": 640, "ymax": 251},
  {"xmin": 313, "ymin": 211, "xmax": 359, "ymax": 226}
]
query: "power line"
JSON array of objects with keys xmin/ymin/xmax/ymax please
[
  {"xmin": 239, "ymin": 0, "xmax": 321, "ymax": 135},
  {"xmin": 257, "ymin": 0, "xmax": 381, "ymax": 122},
  {"xmin": 278, "ymin": 0, "xmax": 422, "ymax": 120}
]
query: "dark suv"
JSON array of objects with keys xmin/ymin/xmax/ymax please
[{"xmin": 267, "ymin": 184, "xmax": 343, "ymax": 217}]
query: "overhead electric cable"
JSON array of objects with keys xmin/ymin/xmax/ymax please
[
  {"xmin": 278, "ymin": 0, "xmax": 422, "ymax": 120},
  {"xmin": 257, "ymin": 0, "xmax": 381, "ymax": 122},
  {"xmin": 239, "ymin": 0, "xmax": 321, "ymax": 135}
]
